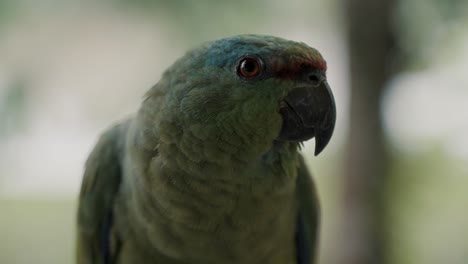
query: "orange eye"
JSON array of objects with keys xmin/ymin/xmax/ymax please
[{"xmin": 238, "ymin": 57, "xmax": 261, "ymax": 78}]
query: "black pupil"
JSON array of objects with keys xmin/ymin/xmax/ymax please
[{"xmin": 243, "ymin": 60, "xmax": 257, "ymax": 73}]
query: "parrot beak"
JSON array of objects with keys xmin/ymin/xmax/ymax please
[{"xmin": 277, "ymin": 80, "xmax": 336, "ymax": 156}]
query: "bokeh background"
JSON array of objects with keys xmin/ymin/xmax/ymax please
[{"xmin": 1, "ymin": 1, "xmax": 467, "ymax": 263}]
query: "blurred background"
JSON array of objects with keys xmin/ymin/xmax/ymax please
[{"xmin": 0, "ymin": 0, "xmax": 467, "ymax": 263}]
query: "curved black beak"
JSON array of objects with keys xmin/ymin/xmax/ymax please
[{"xmin": 277, "ymin": 80, "xmax": 336, "ymax": 155}]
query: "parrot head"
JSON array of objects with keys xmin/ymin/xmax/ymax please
[{"xmin": 150, "ymin": 35, "xmax": 336, "ymax": 160}]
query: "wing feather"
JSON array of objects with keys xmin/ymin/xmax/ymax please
[
  {"xmin": 76, "ymin": 123, "xmax": 128, "ymax": 264},
  {"xmin": 295, "ymin": 154, "xmax": 320, "ymax": 264}
]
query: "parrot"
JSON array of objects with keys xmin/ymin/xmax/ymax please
[{"xmin": 76, "ymin": 34, "xmax": 336, "ymax": 264}]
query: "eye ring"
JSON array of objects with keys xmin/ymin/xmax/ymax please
[{"xmin": 237, "ymin": 56, "xmax": 263, "ymax": 79}]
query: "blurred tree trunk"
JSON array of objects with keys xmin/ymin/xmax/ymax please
[{"xmin": 340, "ymin": 0, "xmax": 397, "ymax": 264}]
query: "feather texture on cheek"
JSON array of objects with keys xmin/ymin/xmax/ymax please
[{"xmin": 180, "ymin": 86, "xmax": 231, "ymax": 123}]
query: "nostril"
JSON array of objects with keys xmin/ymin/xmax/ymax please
[
  {"xmin": 308, "ymin": 73, "xmax": 320, "ymax": 84},
  {"xmin": 309, "ymin": 74, "xmax": 319, "ymax": 82}
]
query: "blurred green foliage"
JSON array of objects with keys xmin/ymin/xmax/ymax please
[
  {"xmin": 395, "ymin": 0, "xmax": 468, "ymax": 69},
  {"xmin": 0, "ymin": 0, "xmax": 17, "ymax": 26},
  {"xmin": 0, "ymin": 79, "xmax": 28, "ymax": 137},
  {"xmin": 0, "ymin": 199, "xmax": 76, "ymax": 264},
  {"xmin": 387, "ymin": 145, "xmax": 468, "ymax": 264},
  {"xmin": 115, "ymin": 0, "xmax": 266, "ymax": 44}
]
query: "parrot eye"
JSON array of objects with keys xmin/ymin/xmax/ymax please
[{"xmin": 237, "ymin": 57, "xmax": 262, "ymax": 79}]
